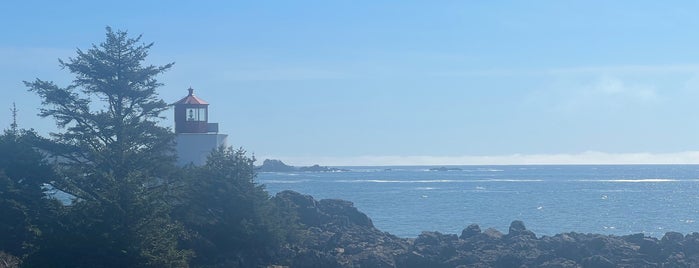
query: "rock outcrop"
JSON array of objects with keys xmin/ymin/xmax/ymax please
[
  {"xmin": 257, "ymin": 159, "xmax": 296, "ymax": 172},
  {"xmin": 271, "ymin": 190, "xmax": 699, "ymax": 267},
  {"xmin": 428, "ymin": 167, "xmax": 463, "ymax": 171},
  {"xmin": 298, "ymin": 164, "xmax": 349, "ymax": 172},
  {"xmin": 257, "ymin": 159, "xmax": 349, "ymax": 172},
  {"xmin": 273, "ymin": 190, "xmax": 410, "ymax": 267}
]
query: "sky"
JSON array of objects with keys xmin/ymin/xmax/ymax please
[{"xmin": 3, "ymin": 1, "xmax": 699, "ymax": 165}]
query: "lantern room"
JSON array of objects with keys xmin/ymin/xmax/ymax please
[
  {"xmin": 173, "ymin": 87, "xmax": 227, "ymax": 166},
  {"xmin": 174, "ymin": 87, "xmax": 212, "ymax": 133}
]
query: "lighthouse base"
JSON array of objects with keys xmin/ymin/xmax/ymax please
[{"xmin": 175, "ymin": 133, "xmax": 228, "ymax": 166}]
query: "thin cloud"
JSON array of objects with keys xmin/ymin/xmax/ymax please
[
  {"xmin": 584, "ymin": 76, "xmax": 658, "ymax": 103},
  {"xmin": 547, "ymin": 64, "xmax": 699, "ymax": 75},
  {"xmin": 430, "ymin": 64, "xmax": 699, "ymax": 78},
  {"xmin": 220, "ymin": 68, "xmax": 353, "ymax": 81}
]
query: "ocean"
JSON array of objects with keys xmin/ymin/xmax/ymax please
[{"xmin": 257, "ymin": 165, "xmax": 699, "ymax": 238}]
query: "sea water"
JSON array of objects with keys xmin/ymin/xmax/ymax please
[{"xmin": 257, "ymin": 165, "xmax": 699, "ymax": 238}]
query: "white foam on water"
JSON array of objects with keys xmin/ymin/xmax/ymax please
[
  {"xmin": 335, "ymin": 179, "xmax": 459, "ymax": 183},
  {"xmin": 415, "ymin": 187, "xmax": 437, "ymax": 190},
  {"xmin": 578, "ymin": 179, "xmax": 678, "ymax": 183},
  {"xmin": 259, "ymin": 179, "xmax": 309, "ymax": 184},
  {"xmin": 471, "ymin": 179, "xmax": 544, "ymax": 182},
  {"xmin": 262, "ymin": 172, "xmax": 300, "ymax": 176}
]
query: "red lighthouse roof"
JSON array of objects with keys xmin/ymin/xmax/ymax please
[{"xmin": 174, "ymin": 87, "xmax": 209, "ymax": 105}]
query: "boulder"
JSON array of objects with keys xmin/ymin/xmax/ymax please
[
  {"xmin": 460, "ymin": 224, "xmax": 481, "ymax": 239},
  {"xmin": 661, "ymin": 231, "xmax": 685, "ymax": 256},
  {"xmin": 506, "ymin": 220, "xmax": 536, "ymax": 239},
  {"xmin": 274, "ymin": 190, "xmax": 328, "ymax": 227},
  {"xmin": 483, "ymin": 228, "xmax": 504, "ymax": 240},
  {"xmin": 318, "ymin": 199, "xmax": 373, "ymax": 228}
]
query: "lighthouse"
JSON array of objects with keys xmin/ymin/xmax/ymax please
[{"xmin": 173, "ymin": 88, "xmax": 228, "ymax": 166}]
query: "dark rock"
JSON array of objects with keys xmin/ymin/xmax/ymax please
[
  {"xmin": 318, "ymin": 199, "xmax": 373, "ymax": 228},
  {"xmin": 494, "ymin": 253, "xmax": 523, "ymax": 268},
  {"xmin": 663, "ymin": 252, "xmax": 689, "ymax": 267},
  {"xmin": 460, "ymin": 224, "xmax": 481, "ymax": 239},
  {"xmin": 509, "ymin": 220, "xmax": 527, "ymax": 233},
  {"xmin": 415, "ymin": 232, "xmax": 458, "ymax": 258},
  {"xmin": 483, "ymin": 228, "xmax": 504, "ymax": 240},
  {"xmin": 299, "ymin": 164, "xmax": 349, "ymax": 172},
  {"xmin": 661, "ymin": 231, "xmax": 685, "ymax": 256},
  {"xmin": 587, "ymin": 236, "xmax": 608, "ymax": 251},
  {"xmin": 257, "ymin": 159, "xmax": 350, "ymax": 172},
  {"xmin": 506, "ymin": 220, "xmax": 536, "ymax": 239},
  {"xmin": 539, "ymin": 257, "xmax": 579, "ymax": 268},
  {"xmin": 622, "ymin": 233, "xmax": 645, "ymax": 243},
  {"xmin": 428, "ymin": 166, "xmax": 463, "ymax": 171},
  {"xmin": 274, "ymin": 190, "xmax": 328, "ymax": 227},
  {"xmin": 638, "ymin": 238, "xmax": 661, "ymax": 259},
  {"xmin": 682, "ymin": 232, "xmax": 699, "ymax": 258},
  {"xmin": 662, "ymin": 231, "xmax": 685, "ymax": 244},
  {"xmin": 272, "ymin": 190, "xmax": 409, "ymax": 267},
  {"xmin": 581, "ymin": 255, "xmax": 614, "ymax": 268},
  {"xmin": 270, "ymin": 191, "xmax": 699, "ymax": 268},
  {"xmin": 545, "ymin": 233, "xmax": 589, "ymax": 262},
  {"xmin": 257, "ymin": 159, "xmax": 296, "ymax": 172}
]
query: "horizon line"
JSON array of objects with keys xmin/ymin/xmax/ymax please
[{"xmin": 257, "ymin": 151, "xmax": 699, "ymax": 167}]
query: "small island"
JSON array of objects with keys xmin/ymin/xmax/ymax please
[
  {"xmin": 429, "ymin": 166, "xmax": 463, "ymax": 171},
  {"xmin": 257, "ymin": 159, "xmax": 349, "ymax": 172}
]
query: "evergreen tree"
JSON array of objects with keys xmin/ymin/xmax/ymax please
[
  {"xmin": 175, "ymin": 147, "xmax": 287, "ymax": 267},
  {"xmin": 24, "ymin": 27, "xmax": 190, "ymax": 267},
  {"xmin": 25, "ymin": 26, "xmax": 175, "ymax": 182}
]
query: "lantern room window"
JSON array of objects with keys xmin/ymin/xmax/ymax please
[{"xmin": 186, "ymin": 108, "xmax": 207, "ymax": 121}]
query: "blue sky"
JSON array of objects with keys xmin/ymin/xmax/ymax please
[{"xmin": 3, "ymin": 1, "xmax": 699, "ymax": 165}]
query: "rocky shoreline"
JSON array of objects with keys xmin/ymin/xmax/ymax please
[{"xmin": 272, "ymin": 190, "xmax": 699, "ymax": 267}]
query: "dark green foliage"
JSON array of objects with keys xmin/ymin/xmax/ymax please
[
  {"xmin": 24, "ymin": 26, "xmax": 175, "ymax": 181},
  {"xmin": 7, "ymin": 27, "xmax": 303, "ymax": 267},
  {"xmin": 24, "ymin": 27, "xmax": 191, "ymax": 267},
  {"xmin": 175, "ymin": 147, "xmax": 290, "ymax": 267},
  {"xmin": 0, "ymin": 129, "xmax": 58, "ymax": 259},
  {"xmin": 27, "ymin": 171, "xmax": 191, "ymax": 268}
]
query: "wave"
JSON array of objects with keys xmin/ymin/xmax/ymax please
[
  {"xmin": 577, "ymin": 179, "xmax": 679, "ymax": 183},
  {"xmin": 259, "ymin": 179, "xmax": 309, "ymax": 184},
  {"xmin": 336, "ymin": 179, "xmax": 459, "ymax": 183},
  {"xmin": 264, "ymin": 172, "xmax": 300, "ymax": 176},
  {"xmin": 471, "ymin": 179, "xmax": 544, "ymax": 182},
  {"xmin": 333, "ymin": 179, "xmax": 545, "ymax": 183}
]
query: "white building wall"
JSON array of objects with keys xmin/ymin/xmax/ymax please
[{"xmin": 175, "ymin": 133, "xmax": 228, "ymax": 166}]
